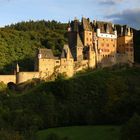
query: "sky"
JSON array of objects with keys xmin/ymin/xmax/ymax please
[{"xmin": 0, "ymin": 0, "xmax": 140, "ymax": 29}]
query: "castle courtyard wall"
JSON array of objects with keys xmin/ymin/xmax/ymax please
[
  {"xmin": 0, "ymin": 75, "xmax": 16, "ymax": 84},
  {"xmin": 16, "ymin": 72, "xmax": 40, "ymax": 84}
]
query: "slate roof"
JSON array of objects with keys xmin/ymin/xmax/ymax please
[
  {"xmin": 61, "ymin": 45, "xmax": 73, "ymax": 59},
  {"xmin": 82, "ymin": 17, "xmax": 92, "ymax": 31},
  {"xmin": 115, "ymin": 25, "xmax": 132, "ymax": 36},
  {"xmin": 70, "ymin": 19, "xmax": 79, "ymax": 32},
  {"xmin": 38, "ymin": 48, "xmax": 54, "ymax": 59},
  {"xmin": 95, "ymin": 21, "xmax": 114, "ymax": 34},
  {"xmin": 76, "ymin": 33, "xmax": 84, "ymax": 48}
]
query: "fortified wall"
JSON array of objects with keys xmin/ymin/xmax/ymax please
[{"xmin": 0, "ymin": 75, "xmax": 16, "ymax": 84}]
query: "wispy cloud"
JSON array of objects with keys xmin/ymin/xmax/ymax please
[
  {"xmin": 99, "ymin": 0, "xmax": 123, "ymax": 5},
  {"xmin": 106, "ymin": 8, "xmax": 140, "ymax": 29}
]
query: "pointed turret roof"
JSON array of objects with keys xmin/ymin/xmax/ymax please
[
  {"xmin": 82, "ymin": 17, "xmax": 92, "ymax": 31},
  {"xmin": 61, "ymin": 45, "xmax": 73, "ymax": 59},
  {"xmin": 76, "ymin": 33, "xmax": 84, "ymax": 48},
  {"xmin": 95, "ymin": 21, "xmax": 114, "ymax": 33}
]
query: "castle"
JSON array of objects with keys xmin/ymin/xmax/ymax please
[{"xmin": 0, "ymin": 17, "xmax": 134, "ymax": 84}]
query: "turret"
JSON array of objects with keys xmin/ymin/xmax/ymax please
[
  {"xmin": 97, "ymin": 28, "xmax": 100, "ymax": 36},
  {"xmin": 106, "ymin": 24, "xmax": 109, "ymax": 34},
  {"xmin": 16, "ymin": 63, "xmax": 19, "ymax": 73},
  {"xmin": 88, "ymin": 45, "xmax": 96, "ymax": 68},
  {"xmin": 114, "ymin": 26, "xmax": 117, "ymax": 36},
  {"xmin": 131, "ymin": 28, "xmax": 133, "ymax": 36},
  {"xmin": 67, "ymin": 21, "xmax": 71, "ymax": 32},
  {"xmin": 121, "ymin": 26, "xmax": 123, "ymax": 36},
  {"xmin": 127, "ymin": 27, "xmax": 131, "ymax": 36}
]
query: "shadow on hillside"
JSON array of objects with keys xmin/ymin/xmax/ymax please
[
  {"xmin": 133, "ymin": 30, "xmax": 140, "ymax": 63},
  {"xmin": 0, "ymin": 57, "xmax": 35, "ymax": 74}
]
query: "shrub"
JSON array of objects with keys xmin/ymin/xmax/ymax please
[{"xmin": 121, "ymin": 113, "xmax": 140, "ymax": 140}]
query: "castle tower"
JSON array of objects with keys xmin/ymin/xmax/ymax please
[
  {"xmin": 76, "ymin": 33, "xmax": 84, "ymax": 61},
  {"xmin": 95, "ymin": 21, "xmax": 117, "ymax": 67},
  {"xmin": 68, "ymin": 19, "xmax": 84, "ymax": 61},
  {"xmin": 35, "ymin": 48, "xmax": 56, "ymax": 77},
  {"xmin": 60, "ymin": 45, "xmax": 74, "ymax": 77},
  {"xmin": 88, "ymin": 45, "xmax": 96, "ymax": 68},
  {"xmin": 117, "ymin": 26, "xmax": 134, "ymax": 64},
  {"xmin": 81, "ymin": 17, "xmax": 93, "ymax": 46}
]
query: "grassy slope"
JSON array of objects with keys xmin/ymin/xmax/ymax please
[{"xmin": 36, "ymin": 125, "xmax": 121, "ymax": 140}]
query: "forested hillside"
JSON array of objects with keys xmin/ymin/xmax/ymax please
[
  {"xmin": 0, "ymin": 66, "xmax": 140, "ymax": 139},
  {"xmin": 0, "ymin": 20, "xmax": 140, "ymax": 74},
  {"xmin": 0, "ymin": 20, "xmax": 67, "ymax": 74}
]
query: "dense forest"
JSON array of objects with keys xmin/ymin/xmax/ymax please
[
  {"xmin": 0, "ymin": 20, "xmax": 67, "ymax": 74},
  {"xmin": 0, "ymin": 66, "xmax": 140, "ymax": 139},
  {"xmin": 0, "ymin": 20, "xmax": 140, "ymax": 74}
]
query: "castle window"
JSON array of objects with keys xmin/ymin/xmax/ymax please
[
  {"xmin": 87, "ymin": 38, "xmax": 88, "ymax": 41},
  {"xmin": 126, "ymin": 48, "xmax": 129, "ymax": 51},
  {"xmin": 56, "ymin": 61, "xmax": 59, "ymax": 63},
  {"xmin": 130, "ymin": 43, "xmax": 133, "ymax": 47},
  {"xmin": 130, "ymin": 48, "xmax": 133, "ymax": 52},
  {"xmin": 107, "ymin": 44, "xmax": 109, "ymax": 47}
]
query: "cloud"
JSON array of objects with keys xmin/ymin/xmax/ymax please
[
  {"xmin": 99, "ymin": 0, "xmax": 123, "ymax": 5},
  {"xmin": 106, "ymin": 8, "xmax": 140, "ymax": 29}
]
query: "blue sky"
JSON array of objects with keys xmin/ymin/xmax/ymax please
[{"xmin": 0, "ymin": 0, "xmax": 140, "ymax": 29}]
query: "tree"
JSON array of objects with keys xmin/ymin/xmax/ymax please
[{"xmin": 121, "ymin": 113, "xmax": 140, "ymax": 140}]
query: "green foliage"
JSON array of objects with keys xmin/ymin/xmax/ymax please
[
  {"xmin": 0, "ymin": 20, "xmax": 67, "ymax": 74},
  {"xmin": 0, "ymin": 67, "xmax": 139, "ymax": 138},
  {"xmin": 36, "ymin": 126, "xmax": 121, "ymax": 140},
  {"xmin": 55, "ymin": 73, "xmax": 67, "ymax": 81},
  {"xmin": 0, "ymin": 82, "xmax": 6, "ymax": 92},
  {"xmin": 46, "ymin": 133, "xmax": 69, "ymax": 140},
  {"xmin": 0, "ymin": 130, "xmax": 24, "ymax": 140},
  {"xmin": 121, "ymin": 114, "xmax": 140, "ymax": 140}
]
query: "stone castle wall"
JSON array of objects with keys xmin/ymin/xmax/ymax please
[
  {"xmin": 16, "ymin": 72, "xmax": 40, "ymax": 84},
  {"xmin": 0, "ymin": 75, "xmax": 16, "ymax": 84}
]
